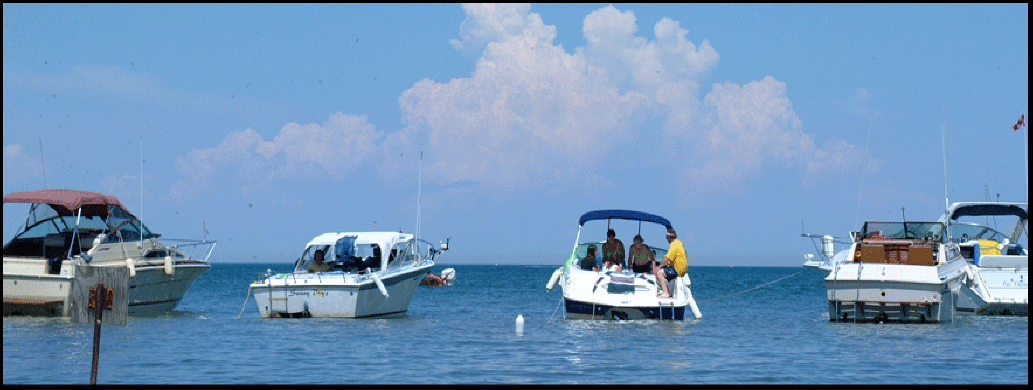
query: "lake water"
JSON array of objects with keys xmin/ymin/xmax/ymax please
[{"xmin": 3, "ymin": 263, "xmax": 1028, "ymax": 384}]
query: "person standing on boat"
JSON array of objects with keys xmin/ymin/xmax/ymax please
[
  {"xmin": 655, "ymin": 228, "xmax": 686, "ymax": 298},
  {"xmin": 602, "ymin": 229, "xmax": 626, "ymax": 270},
  {"xmin": 628, "ymin": 234, "xmax": 655, "ymax": 273},
  {"xmin": 308, "ymin": 249, "xmax": 331, "ymax": 273}
]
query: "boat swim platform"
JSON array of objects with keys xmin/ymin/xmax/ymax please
[{"xmin": 828, "ymin": 300, "xmax": 944, "ymax": 324}]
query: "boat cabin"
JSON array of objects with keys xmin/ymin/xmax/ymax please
[
  {"xmin": 293, "ymin": 232, "xmax": 423, "ymax": 274},
  {"xmin": 852, "ymin": 221, "xmax": 943, "ymax": 266},
  {"xmin": 4, "ymin": 190, "xmax": 159, "ymax": 273}
]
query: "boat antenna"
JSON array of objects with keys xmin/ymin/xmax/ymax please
[
  {"xmin": 854, "ymin": 113, "xmax": 873, "ymax": 230},
  {"xmin": 940, "ymin": 96, "xmax": 952, "ymax": 241},
  {"xmin": 39, "ymin": 134, "xmax": 47, "ymax": 189},
  {"xmin": 415, "ymin": 150, "xmax": 422, "ymax": 254},
  {"xmin": 140, "ymin": 136, "xmax": 144, "ymax": 246}
]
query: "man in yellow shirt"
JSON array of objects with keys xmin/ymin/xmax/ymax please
[{"xmin": 654, "ymin": 228, "xmax": 686, "ymax": 298}]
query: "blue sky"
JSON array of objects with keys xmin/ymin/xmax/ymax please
[{"xmin": 3, "ymin": 4, "xmax": 1028, "ymax": 266}]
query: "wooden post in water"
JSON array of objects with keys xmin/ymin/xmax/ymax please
[{"xmin": 70, "ymin": 265, "xmax": 128, "ymax": 384}]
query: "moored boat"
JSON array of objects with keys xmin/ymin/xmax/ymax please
[
  {"xmin": 941, "ymin": 202, "xmax": 1028, "ymax": 315},
  {"xmin": 803, "ymin": 219, "xmax": 968, "ymax": 323},
  {"xmin": 250, "ymin": 231, "xmax": 448, "ymax": 318},
  {"xmin": 3, "ymin": 189, "xmax": 215, "ymax": 316},
  {"xmin": 546, "ymin": 210, "xmax": 701, "ymax": 321}
]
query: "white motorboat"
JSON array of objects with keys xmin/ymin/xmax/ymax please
[
  {"xmin": 546, "ymin": 210, "xmax": 701, "ymax": 321},
  {"xmin": 940, "ymin": 202, "xmax": 1028, "ymax": 316},
  {"xmin": 251, "ymin": 231, "xmax": 448, "ymax": 318},
  {"xmin": 803, "ymin": 219, "xmax": 969, "ymax": 323},
  {"xmin": 3, "ymin": 189, "xmax": 215, "ymax": 316}
]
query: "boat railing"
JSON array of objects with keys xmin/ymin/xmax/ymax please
[{"xmin": 161, "ymin": 238, "xmax": 217, "ymax": 262}]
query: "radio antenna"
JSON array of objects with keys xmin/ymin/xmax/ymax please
[{"xmin": 39, "ymin": 134, "xmax": 47, "ymax": 189}]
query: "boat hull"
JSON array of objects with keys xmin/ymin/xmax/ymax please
[
  {"xmin": 824, "ymin": 262, "xmax": 964, "ymax": 323},
  {"xmin": 559, "ymin": 266, "xmax": 698, "ymax": 321},
  {"xmin": 3, "ymin": 257, "xmax": 210, "ymax": 315},
  {"xmin": 3, "ymin": 272, "xmax": 74, "ymax": 316},
  {"xmin": 564, "ymin": 297, "xmax": 685, "ymax": 320},
  {"xmin": 956, "ymin": 258, "xmax": 1028, "ymax": 316},
  {"xmin": 252, "ymin": 263, "xmax": 433, "ymax": 318}
]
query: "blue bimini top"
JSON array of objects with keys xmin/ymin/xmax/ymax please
[{"xmin": 578, "ymin": 209, "xmax": 672, "ymax": 229}]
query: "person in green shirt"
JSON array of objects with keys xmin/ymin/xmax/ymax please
[{"xmin": 654, "ymin": 228, "xmax": 686, "ymax": 298}]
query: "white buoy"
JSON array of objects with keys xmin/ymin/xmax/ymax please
[
  {"xmin": 515, "ymin": 314, "xmax": 524, "ymax": 335},
  {"xmin": 546, "ymin": 268, "xmax": 562, "ymax": 291},
  {"xmin": 371, "ymin": 273, "xmax": 390, "ymax": 298},
  {"xmin": 164, "ymin": 255, "xmax": 174, "ymax": 275},
  {"xmin": 126, "ymin": 258, "xmax": 137, "ymax": 278}
]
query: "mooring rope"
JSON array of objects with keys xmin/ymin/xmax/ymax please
[
  {"xmin": 699, "ymin": 270, "xmax": 806, "ymax": 303},
  {"xmin": 235, "ymin": 285, "xmax": 252, "ymax": 319}
]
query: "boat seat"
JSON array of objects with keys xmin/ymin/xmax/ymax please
[{"xmin": 976, "ymin": 255, "xmax": 1028, "ymax": 269}]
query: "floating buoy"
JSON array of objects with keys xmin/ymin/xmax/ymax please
[
  {"xmin": 371, "ymin": 273, "xmax": 389, "ymax": 298},
  {"xmin": 126, "ymin": 258, "xmax": 136, "ymax": 278},
  {"xmin": 515, "ymin": 314, "xmax": 524, "ymax": 335}
]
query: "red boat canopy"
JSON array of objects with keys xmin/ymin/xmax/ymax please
[{"xmin": 3, "ymin": 189, "xmax": 126, "ymax": 217}]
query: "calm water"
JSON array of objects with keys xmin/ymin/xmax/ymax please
[{"xmin": 3, "ymin": 263, "xmax": 1028, "ymax": 384}]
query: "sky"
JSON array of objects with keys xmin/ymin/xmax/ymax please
[{"xmin": 3, "ymin": 3, "xmax": 1028, "ymax": 266}]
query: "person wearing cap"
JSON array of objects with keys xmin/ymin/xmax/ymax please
[{"xmin": 654, "ymin": 228, "xmax": 686, "ymax": 298}]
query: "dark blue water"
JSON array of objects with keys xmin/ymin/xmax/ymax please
[{"xmin": 3, "ymin": 264, "xmax": 1028, "ymax": 384}]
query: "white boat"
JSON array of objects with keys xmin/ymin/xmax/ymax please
[
  {"xmin": 941, "ymin": 202, "xmax": 1028, "ymax": 315},
  {"xmin": 250, "ymin": 231, "xmax": 448, "ymax": 318},
  {"xmin": 3, "ymin": 189, "xmax": 215, "ymax": 316},
  {"xmin": 546, "ymin": 210, "xmax": 701, "ymax": 321},
  {"xmin": 803, "ymin": 219, "xmax": 969, "ymax": 323}
]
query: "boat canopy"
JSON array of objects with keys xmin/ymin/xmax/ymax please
[
  {"xmin": 4, "ymin": 189, "xmax": 125, "ymax": 217},
  {"xmin": 578, "ymin": 209, "xmax": 672, "ymax": 229},
  {"xmin": 944, "ymin": 202, "xmax": 1028, "ymax": 221}
]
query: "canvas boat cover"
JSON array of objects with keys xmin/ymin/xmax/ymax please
[{"xmin": 3, "ymin": 189, "xmax": 125, "ymax": 217}]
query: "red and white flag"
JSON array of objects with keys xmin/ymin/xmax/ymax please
[{"xmin": 1014, "ymin": 114, "xmax": 1025, "ymax": 131}]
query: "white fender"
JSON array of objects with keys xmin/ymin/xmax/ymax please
[
  {"xmin": 681, "ymin": 275, "xmax": 702, "ymax": 319},
  {"xmin": 546, "ymin": 268, "xmax": 563, "ymax": 291},
  {"xmin": 164, "ymin": 255, "xmax": 174, "ymax": 275},
  {"xmin": 371, "ymin": 273, "xmax": 389, "ymax": 298},
  {"xmin": 126, "ymin": 258, "xmax": 137, "ymax": 278}
]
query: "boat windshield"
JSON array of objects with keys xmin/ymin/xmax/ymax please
[
  {"xmin": 861, "ymin": 221, "xmax": 944, "ymax": 241},
  {"xmin": 947, "ymin": 222, "xmax": 1010, "ymax": 243},
  {"xmin": 7, "ymin": 203, "xmax": 157, "ymax": 242}
]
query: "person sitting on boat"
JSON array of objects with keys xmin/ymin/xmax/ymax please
[
  {"xmin": 654, "ymin": 228, "xmax": 687, "ymax": 298},
  {"xmin": 602, "ymin": 228, "xmax": 626, "ymax": 269},
  {"xmin": 580, "ymin": 244, "xmax": 600, "ymax": 271},
  {"xmin": 308, "ymin": 249, "xmax": 331, "ymax": 273},
  {"xmin": 628, "ymin": 234, "xmax": 655, "ymax": 274}
]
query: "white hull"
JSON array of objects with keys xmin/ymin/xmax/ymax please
[
  {"xmin": 3, "ymin": 259, "xmax": 75, "ymax": 316},
  {"xmin": 557, "ymin": 265, "xmax": 700, "ymax": 321},
  {"xmin": 956, "ymin": 256, "xmax": 1028, "ymax": 316},
  {"xmin": 3, "ymin": 257, "xmax": 210, "ymax": 315},
  {"xmin": 252, "ymin": 263, "xmax": 433, "ymax": 318},
  {"xmin": 825, "ymin": 260, "xmax": 966, "ymax": 323}
]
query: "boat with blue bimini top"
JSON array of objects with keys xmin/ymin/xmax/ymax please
[
  {"xmin": 250, "ymin": 231, "xmax": 448, "ymax": 318},
  {"xmin": 546, "ymin": 210, "xmax": 701, "ymax": 321},
  {"xmin": 3, "ymin": 189, "xmax": 215, "ymax": 316}
]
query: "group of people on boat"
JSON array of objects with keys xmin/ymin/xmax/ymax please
[{"xmin": 579, "ymin": 228, "xmax": 688, "ymax": 298}]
